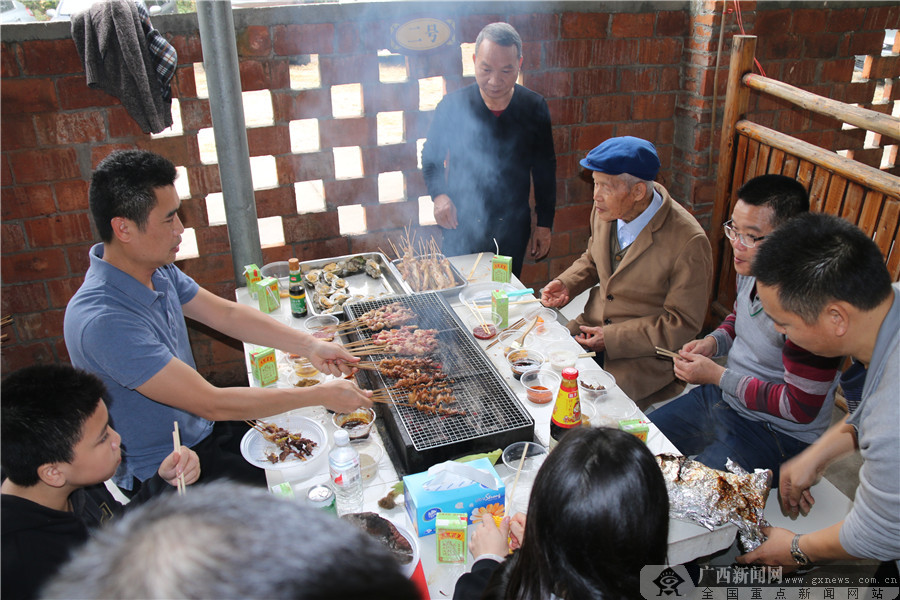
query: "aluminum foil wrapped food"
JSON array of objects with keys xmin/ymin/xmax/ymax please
[{"xmin": 656, "ymin": 454, "xmax": 772, "ymax": 552}]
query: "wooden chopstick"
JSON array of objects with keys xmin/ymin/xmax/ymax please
[
  {"xmin": 655, "ymin": 346, "xmax": 681, "ymax": 359},
  {"xmin": 485, "ymin": 317, "xmax": 526, "ymax": 349},
  {"xmin": 474, "ymin": 297, "xmax": 540, "ymax": 310},
  {"xmin": 172, "ymin": 421, "xmax": 186, "ymax": 496},
  {"xmin": 467, "ymin": 252, "xmax": 484, "ymax": 280}
]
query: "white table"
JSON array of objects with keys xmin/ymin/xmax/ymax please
[{"xmin": 237, "ymin": 253, "xmax": 737, "ymax": 597}]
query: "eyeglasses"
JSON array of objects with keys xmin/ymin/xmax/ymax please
[{"xmin": 723, "ymin": 220, "xmax": 766, "ymax": 248}]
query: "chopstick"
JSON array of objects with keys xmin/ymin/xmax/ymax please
[
  {"xmin": 578, "ymin": 352, "xmax": 596, "ymax": 358},
  {"xmin": 464, "ymin": 301, "xmax": 493, "ymax": 338},
  {"xmin": 655, "ymin": 346, "xmax": 681, "ymax": 359},
  {"xmin": 467, "ymin": 252, "xmax": 484, "ymax": 281},
  {"xmin": 485, "ymin": 318, "xmax": 526, "ymax": 349},
  {"xmin": 474, "ymin": 297, "xmax": 540, "ymax": 310},
  {"xmin": 506, "ymin": 442, "xmax": 529, "ymax": 515},
  {"xmin": 172, "ymin": 421, "xmax": 186, "ymax": 496}
]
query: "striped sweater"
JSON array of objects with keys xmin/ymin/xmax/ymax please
[{"xmin": 709, "ymin": 275, "xmax": 841, "ymax": 443}]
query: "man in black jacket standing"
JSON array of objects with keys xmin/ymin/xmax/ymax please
[{"xmin": 422, "ymin": 22, "xmax": 556, "ymax": 277}]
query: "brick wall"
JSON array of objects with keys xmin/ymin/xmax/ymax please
[{"xmin": 2, "ymin": 1, "xmax": 897, "ymax": 383}]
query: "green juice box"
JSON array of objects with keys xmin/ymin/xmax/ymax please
[
  {"xmin": 435, "ymin": 513, "xmax": 468, "ymax": 563},
  {"xmin": 491, "ymin": 255, "xmax": 512, "ymax": 283},
  {"xmin": 491, "ymin": 290, "xmax": 509, "ymax": 328},
  {"xmin": 249, "ymin": 347, "xmax": 278, "ymax": 387}
]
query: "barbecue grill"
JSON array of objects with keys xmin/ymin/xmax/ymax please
[{"xmin": 344, "ymin": 292, "xmax": 535, "ymax": 474}]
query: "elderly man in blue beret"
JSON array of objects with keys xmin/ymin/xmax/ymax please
[{"xmin": 542, "ymin": 137, "xmax": 713, "ymax": 409}]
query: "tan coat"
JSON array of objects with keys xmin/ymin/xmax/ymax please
[{"xmin": 557, "ymin": 183, "xmax": 713, "ymax": 408}]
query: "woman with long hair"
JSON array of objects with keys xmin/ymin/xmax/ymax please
[{"xmin": 454, "ymin": 427, "xmax": 669, "ymax": 599}]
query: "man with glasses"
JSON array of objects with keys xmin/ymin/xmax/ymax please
[
  {"xmin": 649, "ymin": 175, "xmax": 841, "ymax": 480},
  {"xmin": 541, "ymin": 137, "xmax": 712, "ymax": 408}
]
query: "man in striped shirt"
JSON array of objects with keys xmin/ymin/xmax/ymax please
[{"xmin": 649, "ymin": 175, "xmax": 841, "ymax": 481}]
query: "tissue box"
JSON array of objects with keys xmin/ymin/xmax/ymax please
[
  {"xmin": 491, "ymin": 255, "xmax": 512, "ymax": 283},
  {"xmin": 243, "ymin": 264, "xmax": 262, "ymax": 297},
  {"xmin": 403, "ymin": 457, "xmax": 505, "ymax": 537},
  {"xmin": 256, "ymin": 277, "xmax": 281, "ymax": 313},
  {"xmin": 249, "ymin": 347, "xmax": 278, "ymax": 387}
]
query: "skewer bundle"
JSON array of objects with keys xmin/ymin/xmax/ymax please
[{"xmin": 387, "ymin": 228, "xmax": 458, "ymax": 292}]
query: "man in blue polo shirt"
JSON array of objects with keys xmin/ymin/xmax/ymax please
[{"xmin": 64, "ymin": 150, "xmax": 372, "ymax": 492}]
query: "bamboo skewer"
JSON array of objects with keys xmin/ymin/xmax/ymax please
[
  {"xmin": 172, "ymin": 421, "xmax": 186, "ymax": 496},
  {"xmin": 474, "ymin": 297, "xmax": 541, "ymax": 310},
  {"xmin": 467, "ymin": 252, "xmax": 484, "ymax": 281},
  {"xmin": 485, "ymin": 318, "xmax": 526, "ymax": 349},
  {"xmin": 655, "ymin": 346, "xmax": 681, "ymax": 359},
  {"xmin": 507, "ymin": 442, "xmax": 529, "ymax": 515},
  {"xmin": 0, "ymin": 316, "xmax": 12, "ymax": 327}
]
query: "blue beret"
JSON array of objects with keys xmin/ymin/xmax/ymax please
[{"xmin": 579, "ymin": 136, "xmax": 660, "ymax": 181}]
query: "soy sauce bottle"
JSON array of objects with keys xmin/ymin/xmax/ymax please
[
  {"xmin": 550, "ymin": 367, "xmax": 581, "ymax": 449},
  {"xmin": 288, "ymin": 258, "xmax": 307, "ymax": 318}
]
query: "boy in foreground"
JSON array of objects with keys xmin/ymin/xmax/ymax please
[{"xmin": 1, "ymin": 364, "xmax": 200, "ymax": 600}]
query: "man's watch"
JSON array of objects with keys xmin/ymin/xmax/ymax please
[{"xmin": 790, "ymin": 534, "xmax": 811, "ymax": 566}]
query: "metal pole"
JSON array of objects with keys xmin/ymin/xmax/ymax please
[{"xmin": 196, "ymin": 0, "xmax": 262, "ymax": 284}]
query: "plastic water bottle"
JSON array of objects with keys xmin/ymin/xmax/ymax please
[{"xmin": 329, "ymin": 429, "xmax": 363, "ymax": 515}]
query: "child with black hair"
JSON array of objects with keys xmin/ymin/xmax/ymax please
[{"xmin": 1, "ymin": 364, "xmax": 200, "ymax": 600}]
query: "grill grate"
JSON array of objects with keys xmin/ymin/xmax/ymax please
[{"xmin": 344, "ymin": 292, "xmax": 534, "ymax": 473}]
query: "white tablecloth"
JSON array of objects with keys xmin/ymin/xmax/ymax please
[{"xmin": 237, "ymin": 253, "xmax": 738, "ymax": 597}]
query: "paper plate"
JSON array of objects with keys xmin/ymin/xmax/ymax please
[
  {"xmin": 391, "ymin": 523, "xmax": 420, "ymax": 579},
  {"xmin": 240, "ymin": 413, "xmax": 328, "ymax": 472}
]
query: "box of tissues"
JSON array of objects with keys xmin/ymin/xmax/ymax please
[{"xmin": 403, "ymin": 458, "xmax": 505, "ymax": 537}]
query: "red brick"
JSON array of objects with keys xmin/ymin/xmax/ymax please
[
  {"xmin": 585, "ymin": 95, "xmax": 632, "ymax": 123},
  {"xmin": 0, "ymin": 115, "xmax": 36, "ymax": 151},
  {"xmin": 545, "ymin": 40, "xmax": 593, "ymax": 69},
  {"xmin": 1, "ymin": 42, "xmax": 18, "ymax": 77},
  {"xmin": 615, "ymin": 121, "xmax": 659, "ymax": 141},
  {"xmin": 843, "ymin": 80, "xmax": 878, "ymax": 104},
  {"xmin": 56, "ymin": 75, "xmax": 118, "ymax": 110},
  {"xmin": 187, "ymin": 164, "xmax": 222, "ymax": 196},
  {"xmin": 25, "ymin": 213, "xmax": 93, "ymax": 248},
  {"xmin": 803, "ymin": 33, "xmax": 841, "ymax": 59},
  {"xmin": 780, "ymin": 60, "xmax": 817, "ymax": 86},
  {"xmin": 172, "ymin": 65, "xmax": 197, "ymax": 98},
  {"xmin": 827, "ymin": 7, "xmax": 866, "ymax": 32},
  {"xmin": 553, "ymin": 204, "xmax": 594, "ymax": 233},
  {"xmin": 1, "ymin": 249, "xmax": 69, "ymax": 283},
  {"xmin": 519, "ymin": 261, "xmax": 548, "ymax": 288},
  {"xmin": 255, "ymin": 186, "xmax": 296, "ymax": 218},
  {"xmin": 336, "ymin": 21, "xmax": 361, "ymax": 54},
  {"xmin": 320, "ymin": 117, "xmax": 374, "ymax": 147},
  {"xmin": 633, "ymin": 94, "xmax": 676, "ymax": 120},
  {"xmin": 239, "ymin": 59, "xmax": 289, "ymax": 91},
  {"xmin": 508, "ymin": 12, "xmax": 558, "ymax": 41},
  {"xmin": 180, "ymin": 98, "xmax": 212, "ymax": 130},
  {"xmin": 291, "ymin": 237, "xmax": 351, "ymax": 263},
  {"xmin": 848, "ymin": 31, "xmax": 888, "ymax": 56},
  {"xmin": 286, "ymin": 88, "xmax": 332, "ymax": 120},
  {"xmin": 283, "ymin": 151, "xmax": 334, "ymax": 183},
  {"xmin": 90, "ymin": 144, "xmax": 133, "ymax": 169},
  {"xmin": 19, "ymin": 39, "xmax": 82, "ymax": 75},
  {"xmin": 0, "ymin": 341, "xmax": 56, "ymax": 373},
  {"xmin": 547, "ymin": 230, "xmax": 571, "ymax": 258},
  {"xmin": 593, "ymin": 39, "xmax": 640, "ymax": 66},
  {"xmin": 862, "ymin": 4, "xmax": 900, "ymax": 30},
  {"xmin": 756, "ymin": 34, "xmax": 800, "ymax": 61},
  {"xmin": 108, "ymin": 106, "xmax": 144, "ymax": 137},
  {"xmin": 573, "ymin": 123, "xmax": 616, "ymax": 152},
  {"xmin": 640, "ymin": 38, "xmax": 683, "ymax": 65},
  {"xmin": 66, "ymin": 243, "xmax": 93, "ymax": 274},
  {"xmin": 194, "ymin": 224, "xmax": 231, "ymax": 255},
  {"xmin": 561, "ymin": 12, "xmax": 610, "ymax": 39},
  {"xmin": 365, "ymin": 201, "xmax": 418, "ymax": 232},
  {"xmin": 0, "ymin": 78, "xmax": 58, "ymax": 115},
  {"xmin": 179, "ymin": 253, "xmax": 235, "ymax": 285},
  {"xmin": 168, "ymin": 34, "xmax": 204, "ymax": 64},
  {"xmin": 754, "ymin": 9, "xmax": 792, "ymax": 35},
  {"xmin": 273, "ymin": 24, "xmax": 335, "ymax": 56},
  {"xmin": 323, "ymin": 177, "xmax": 378, "ymax": 208},
  {"xmin": 657, "ymin": 11, "xmax": 689, "ymax": 36},
  {"xmin": 362, "ymin": 144, "xmax": 418, "ymax": 175},
  {"xmin": 524, "ymin": 71, "xmax": 572, "ymax": 99},
  {"xmin": 34, "ymin": 111, "xmax": 106, "ymax": 146},
  {"xmin": 283, "ymin": 211, "xmax": 340, "ymax": 242},
  {"xmin": 47, "ymin": 277, "xmax": 84, "ymax": 308},
  {"xmin": 247, "ymin": 125, "xmax": 291, "ymax": 157},
  {"xmin": 790, "ymin": 9, "xmax": 827, "ymax": 34},
  {"xmin": 237, "ymin": 26, "xmax": 272, "ymax": 57},
  {"xmin": 9, "ymin": 147, "xmax": 81, "ymax": 185},
  {"xmin": 0, "ymin": 281, "xmax": 49, "ymax": 314},
  {"xmin": 547, "ymin": 97, "xmax": 582, "ymax": 126},
  {"xmin": 572, "ymin": 69, "xmax": 615, "ymax": 96},
  {"xmin": 53, "ymin": 180, "xmax": 89, "ymax": 213},
  {"xmin": 821, "ymin": 59, "xmax": 854, "ymax": 83},
  {"xmin": 618, "ymin": 68, "xmax": 657, "ymax": 93},
  {"xmin": 407, "ymin": 49, "xmax": 460, "ymax": 81},
  {"xmin": 863, "ymin": 55, "xmax": 900, "ymax": 80},
  {"xmin": 368, "ymin": 82, "xmax": 419, "ymax": 113},
  {"xmin": 1, "ymin": 223, "xmax": 26, "ymax": 253},
  {"xmin": 135, "ymin": 137, "xmax": 195, "ymax": 168},
  {"xmin": 611, "ymin": 13, "xmax": 654, "ymax": 38},
  {"xmin": 521, "ymin": 41, "xmax": 541, "ymax": 71}
]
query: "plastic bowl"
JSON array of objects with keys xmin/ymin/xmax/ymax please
[
  {"xmin": 352, "ymin": 438, "xmax": 384, "ymax": 481},
  {"xmin": 546, "ymin": 342, "xmax": 578, "ymax": 372},
  {"xmin": 332, "ymin": 407, "xmax": 376, "ymax": 440},
  {"xmin": 494, "ymin": 329, "xmax": 536, "ymax": 356},
  {"xmin": 501, "ymin": 441, "xmax": 549, "ymax": 474},
  {"xmin": 304, "ymin": 314, "xmax": 340, "ymax": 341},
  {"xmin": 286, "ymin": 352, "xmax": 319, "ymax": 377},
  {"xmin": 504, "ymin": 348, "xmax": 546, "ymax": 380},
  {"xmin": 464, "ymin": 311, "xmax": 503, "ymax": 341},
  {"xmin": 577, "ymin": 368, "xmax": 617, "ymax": 402},
  {"xmin": 580, "ymin": 401, "xmax": 597, "ymax": 428},
  {"xmin": 261, "ymin": 261, "xmax": 290, "ymax": 290},
  {"xmin": 524, "ymin": 307, "xmax": 558, "ymax": 336},
  {"xmin": 520, "ymin": 368, "xmax": 562, "ymax": 404}
]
